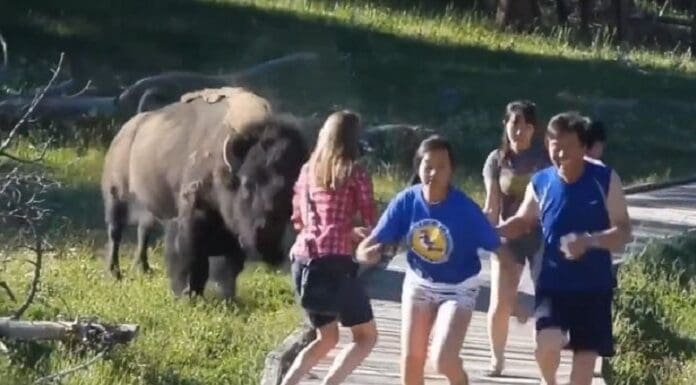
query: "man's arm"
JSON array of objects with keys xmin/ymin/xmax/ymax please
[
  {"xmin": 496, "ymin": 182, "xmax": 540, "ymax": 240},
  {"xmin": 586, "ymin": 170, "xmax": 633, "ymax": 252}
]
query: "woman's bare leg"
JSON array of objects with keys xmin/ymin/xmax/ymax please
[
  {"xmin": 280, "ymin": 321, "xmax": 339, "ymax": 385},
  {"xmin": 430, "ymin": 301, "xmax": 473, "ymax": 385},
  {"xmin": 322, "ymin": 319, "xmax": 378, "ymax": 385},
  {"xmin": 487, "ymin": 250, "xmax": 523, "ymax": 375},
  {"xmin": 401, "ymin": 296, "xmax": 436, "ymax": 385}
]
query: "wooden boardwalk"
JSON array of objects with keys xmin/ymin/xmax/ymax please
[{"xmin": 297, "ymin": 182, "xmax": 696, "ymax": 385}]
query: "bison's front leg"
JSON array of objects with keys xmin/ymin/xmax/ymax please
[
  {"xmin": 164, "ymin": 214, "xmax": 208, "ymax": 297},
  {"xmin": 164, "ymin": 220, "xmax": 187, "ymax": 295}
]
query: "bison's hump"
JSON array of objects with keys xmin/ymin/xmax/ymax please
[
  {"xmin": 180, "ymin": 87, "xmax": 248, "ymax": 104},
  {"xmin": 179, "ymin": 87, "xmax": 273, "ymax": 135}
]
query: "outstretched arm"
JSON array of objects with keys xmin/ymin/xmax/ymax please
[
  {"xmin": 496, "ymin": 182, "xmax": 540, "ymax": 240},
  {"xmin": 355, "ymin": 233, "xmax": 384, "ymax": 265}
]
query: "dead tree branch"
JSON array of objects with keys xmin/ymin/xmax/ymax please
[
  {"xmin": 0, "ymin": 32, "xmax": 7, "ymax": 72},
  {"xmin": 0, "ymin": 281, "xmax": 16, "ymax": 302},
  {"xmin": 0, "ymin": 317, "xmax": 139, "ymax": 344},
  {"xmin": 34, "ymin": 350, "xmax": 106, "ymax": 384},
  {"xmin": 0, "ymin": 52, "xmax": 64, "ymax": 162},
  {"xmin": 11, "ymin": 228, "xmax": 43, "ymax": 320}
]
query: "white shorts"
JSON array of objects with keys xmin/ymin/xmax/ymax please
[{"xmin": 401, "ymin": 269, "xmax": 480, "ymax": 310}]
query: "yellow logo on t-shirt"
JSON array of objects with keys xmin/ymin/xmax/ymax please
[{"xmin": 409, "ymin": 219, "xmax": 453, "ymax": 264}]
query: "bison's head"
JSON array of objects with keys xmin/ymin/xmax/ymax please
[{"xmin": 218, "ymin": 116, "xmax": 308, "ymax": 265}]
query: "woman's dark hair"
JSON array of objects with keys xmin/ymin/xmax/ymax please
[
  {"xmin": 499, "ymin": 100, "xmax": 541, "ymax": 162},
  {"xmin": 547, "ymin": 111, "xmax": 591, "ymax": 147},
  {"xmin": 586, "ymin": 118, "xmax": 607, "ymax": 148},
  {"xmin": 408, "ymin": 134, "xmax": 455, "ymax": 185}
]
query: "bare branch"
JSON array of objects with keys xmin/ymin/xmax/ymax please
[
  {"xmin": 66, "ymin": 79, "xmax": 93, "ymax": 98},
  {"xmin": 33, "ymin": 350, "xmax": 106, "ymax": 384},
  {"xmin": 11, "ymin": 227, "xmax": 43, "ymax": 320},
  {"xmin": 0, "ymin": 139, "xmax": 51, "ymax": 164},
  {"xmin": 0, "ymin": 281, "xmax": 16, "ymax": 302},
  {"xmin": 0, "ymin": 31, "xmax": 7, "ymax": 71},
  {"xmin": 0, "ymin": 52, "xmax": 64, "ymax": 157}
]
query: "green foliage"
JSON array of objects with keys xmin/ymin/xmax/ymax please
[{"xmin": 608, "ymin": 232, "xmax": 696, "ymax": 385}]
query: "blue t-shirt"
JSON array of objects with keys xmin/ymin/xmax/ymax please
[
  {"xmin": 372, "ymin": 184, "xmax": 501, "ymax": 284},
  {"xmin": 532, "ymin": 160, "xmax": 615, "ymax": 292}
]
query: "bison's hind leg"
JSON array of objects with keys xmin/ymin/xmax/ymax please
[
  {"xmin": 104, "ymin": 197, "xmax": 128, "ymax": 280},
  {"xmin": 134, "ymin": 213, "xmax": 157, "ymax": 274}
]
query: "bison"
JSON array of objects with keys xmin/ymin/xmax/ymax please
[{"xmin": 100, "ymin": 87, "xmax": 307, "ymax": 297}]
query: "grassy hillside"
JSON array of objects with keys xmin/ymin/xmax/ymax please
[{"xmin": 3, "ymin": 0, "xmax": 696, "ymax": 185}]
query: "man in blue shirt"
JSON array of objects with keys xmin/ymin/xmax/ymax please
[{"xmin": 496, "ymin": 112, "xmax": 632, "ymax": 385}]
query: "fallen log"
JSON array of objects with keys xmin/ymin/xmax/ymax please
[
  {"xmin": 0, "ymin": 95, "xmax": 118, "ymax": 121},
  {"xmin": 117, "ymin": 51, "xmax": 319, "ymax": 115},
  {"xmin": 0, "ymin": 317, "xmax": 138, "ymax": 345}
]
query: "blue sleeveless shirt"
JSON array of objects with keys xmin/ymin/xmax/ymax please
[{"xmin": 531, "ymin": 160, "xmax": 615, "ymax": 292}]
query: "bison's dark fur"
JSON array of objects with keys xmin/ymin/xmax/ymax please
[
  {"xmin": 100, "ymin": 87, "xmax": 307, "ymax": 298},
  {"xmin": 165, "ymin": 117, "xmax": 307, "ymax": 296}
]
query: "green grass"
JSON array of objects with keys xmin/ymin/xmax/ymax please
[
  {"xmin": 0, "ymin": 246, "xmax": 301, "ymax": 385},
  {"xmin": 3, "ymin": 0, "xmax": 696, "ymax": 186},
  {"xmin": 607, "ymin": 231, "xmax": 696, "ymax": 385}
]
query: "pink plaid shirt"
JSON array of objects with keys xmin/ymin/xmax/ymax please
[{"xmin": 289, "ymin": 163, "xmax": 377, "ymax": 259}]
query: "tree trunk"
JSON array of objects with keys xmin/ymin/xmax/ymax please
[
  {"xmin": 496, "ymin": 0, "xmax": 541, "ymax": 31},
  {"xmin": 691, "ymin": 0, "xmax": 696, "ymax": 58},
  {"xmin": 579, "ymin": 0, "xmax": 594, "ymax": 39},
  {"xmin": 612, "ymin": 0, "xmax": 624, "ymax": 41},
  {"xmin": 556, "ymin": 0, "xmax": 570, "ymax": 24}
]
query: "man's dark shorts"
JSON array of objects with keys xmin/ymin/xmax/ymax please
[
  {"xmin": 291, "ymin": 255, "xmax": 374, "ymax": 329},
  {"xmin": 535, "ymin": 289, "xmax": 615, "ymax": 357}
]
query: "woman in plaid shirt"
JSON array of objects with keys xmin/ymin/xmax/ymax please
[{"xmin": 281, "ymin": 110, "xmax": 378, "ymax": 385}]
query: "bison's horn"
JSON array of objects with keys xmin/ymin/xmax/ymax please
[{"xmin": 222, "ymin": 134, "xmax": 233, "ymax": 173}]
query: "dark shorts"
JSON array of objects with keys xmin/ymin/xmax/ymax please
[
  {"xmin": 506, "ymin": 230, "xmax": 542, "ymax": 266},
  {"xmin": 534, "ymin": 289, "xmax": 615, "ymax": 357},
  {"xmin": 291, "ymin": 255, "xmax": 374, "ymax": 329}
]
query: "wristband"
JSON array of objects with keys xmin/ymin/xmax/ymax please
[{"xmin": 586, "ymin": 232, "xmax": 600, "ymax": 248}]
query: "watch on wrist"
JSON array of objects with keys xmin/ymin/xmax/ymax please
[{"xmin": 586, "ymin": 232, "xmax": 599, "ymax": 248}]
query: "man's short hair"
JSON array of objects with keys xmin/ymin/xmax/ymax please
[
  {"xmin": 586, "ymin": 119, "xmax": 607, "ymax": 148},
  {"xmin": 547, "ymin": 112, "xmax": 591, "ymax": 147}
]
